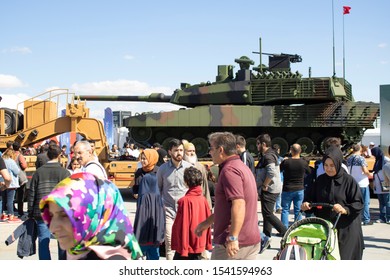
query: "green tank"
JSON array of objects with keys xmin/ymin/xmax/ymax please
[{"xmin": 78, "ymin": 44, "xmax": 379, "ymax": 158}]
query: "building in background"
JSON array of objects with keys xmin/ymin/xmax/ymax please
[{"xmin": 113, "ymin": 111, "xmax": 132, "ymax": 127}]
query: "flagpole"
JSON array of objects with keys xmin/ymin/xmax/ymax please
[
  {"xmin": 332, "ymin": 0, "xmax": 336, "ymax": 77},
  {"xmin": 343, "ymin": 12, "xmax": 345, "ymax": 81},
  {"xmin": 342, "ymin": 6, "xmax": 351, "ymax": 81}
]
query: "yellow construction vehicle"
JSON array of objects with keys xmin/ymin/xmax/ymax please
[{"xmin": 0, "ymin": 89, "xmax": 138, "ymax": 188}]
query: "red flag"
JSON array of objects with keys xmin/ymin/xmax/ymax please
[{"xmin": 343, "ymin": 6, "xmax": 351, "ymax": 15}]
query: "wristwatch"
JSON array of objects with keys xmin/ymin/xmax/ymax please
[{"xmin": 227, "ymin": 235, "xmax": 238, "ymax": 242}]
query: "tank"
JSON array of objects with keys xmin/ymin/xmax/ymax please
[{"xmin": 78, "ymin": 44, "xmax": 380, "ymax": 158}]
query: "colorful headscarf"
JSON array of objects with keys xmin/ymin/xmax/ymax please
[
  {"xmin": 141, "ymin": 149, "xmax": 159, "ymax": 172},
  {"xmin": 39, "ymin": 172, "xmax": 143, "ymax": 260}
]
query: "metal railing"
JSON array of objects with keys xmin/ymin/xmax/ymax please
[{"xmin": 14, "ymin": 89, "xmax": 77, "ymax": 132}]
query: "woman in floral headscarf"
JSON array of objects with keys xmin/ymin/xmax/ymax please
[{"xmin": 39, "ymin": 172, "xmax": 143, "ymax": 260}]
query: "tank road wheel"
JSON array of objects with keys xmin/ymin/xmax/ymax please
[
  {"xmin": 285, "ymin": 132, "xmax": 298, "ymax": 143},
  {"xmin": 296, "ymin": 137, "xmax": 315, "ymax": 157},
  {"xmin": 181, "ymin": 132, "xmax": 194, "ymax": 142},
  {"xmin": 162, "ymin": 137, "xmax": 174, "ymax": 151},
  {"xmin": 0, "ymin": 108, "xmax": 16, "ymax": 135},
  {"xmin": 155, "ymin": 131, "xmax": 168, "ymax": 143},
  {"xmin": 319, "ymin": 137, "xmax": 331, "ymax": 154},
  {"xmin": 271, "ymin": 137, "xmax": 289, "ymax": 157},
  {"xmin": 191, "ymin": 137, "xmax": 209, "ymax": 158},
  {"xmin": 310, "ymin": 132, "xmax": 322, "ymax": 144},
  {"xmin": 129, "ymin": 127, "xmax": 152, "ymax": 142},
  {"xmin": 245, "ymin": 137, "xmax": 257, "ymax": 155}
]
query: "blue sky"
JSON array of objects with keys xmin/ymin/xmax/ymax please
[{"xmin": 0, "ymin": 0, "xmax": 389, "ymax": 121}]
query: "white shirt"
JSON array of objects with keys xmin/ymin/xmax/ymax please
[
  {"xmin": 347, "ymin": 155, "xmax": 369, "ymax": 188},
  {"xmin": 83, "ymin": 160, "xmax": 108, "ymax": 180}
]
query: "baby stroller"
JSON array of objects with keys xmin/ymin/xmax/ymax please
[{"xmin": 275, "ymin": 203, "xmax": 341, "ymax": 260}]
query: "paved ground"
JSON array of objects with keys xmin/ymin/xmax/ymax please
[{"xmin": 1, "ymin": 189, "xmax": 389, "ymax": 260}]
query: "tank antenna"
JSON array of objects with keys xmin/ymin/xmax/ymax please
[
  {"xmin": 252, "ymin": 37, "xmax": 264, "ymax": 73},
  {"xmin": 259, "ymin": 37, "xmax": 262, "ymax": 73},
  {"xmin": 332, "ymin": 0, "xmax": 336, "ymax": 77}
]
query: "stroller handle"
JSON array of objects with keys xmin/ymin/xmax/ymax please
[
  {"xmin": 308, "ymin": 202, "xmax": 334, "ymax": 209},
  {"xmin": 306, "ymin": 202, "xmax": 342, "ymax": 228}
]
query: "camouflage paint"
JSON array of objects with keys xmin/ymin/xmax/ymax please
[{"xmin": 78, "ymin": 50, "xmax": 380, "ymax": 157}]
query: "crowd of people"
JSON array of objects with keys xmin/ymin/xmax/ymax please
[{"xmin": 0, "ymin": 133, "xmax": 389, "ymax": 261}]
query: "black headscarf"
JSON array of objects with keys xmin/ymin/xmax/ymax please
[
  {"xmin": 322, "ymin": 146, "xmax": 344, "ymax": 177},
  {"xmin": 371, "ymin": 147, "xmax": 384, "ymax": 173},
  {"xmin": 156, "ymin": 148, "xmax": 168, "ymax": 167},
  {"xmin": 321, "ymin": 146, "xmax": 347, "ymax": 204}
]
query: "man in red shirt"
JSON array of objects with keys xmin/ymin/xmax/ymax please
[{"xmin": 195, "ymin": 132, "xmax": 260, "ymax": 259}]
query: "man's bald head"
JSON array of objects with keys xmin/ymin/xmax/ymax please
[{"xmin": 290, "ymin": 143, "xmax": 301, "ymax": 156}]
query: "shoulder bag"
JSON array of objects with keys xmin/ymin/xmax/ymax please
[{"xmin": 376, "ymin": 172, "xmax": 389, "ymax": 192}]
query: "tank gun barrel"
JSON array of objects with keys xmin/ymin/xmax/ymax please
[{"xmin": 77, "ymin": 93, "xmax": 172, "ymax": 102}]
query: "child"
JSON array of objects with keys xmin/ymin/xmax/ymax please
[{"xmin": 171, "ymin": 166, "xmax": 213, "ymax": 260}]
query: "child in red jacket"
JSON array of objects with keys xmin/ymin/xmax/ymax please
[{"xmin": 171, "ymin": 166, "xmax": 213, "ymax": 260}]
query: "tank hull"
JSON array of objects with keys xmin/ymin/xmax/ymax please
[{"xmin": 125, "ymin": 101, "xmax": 379, "ymax": 157}]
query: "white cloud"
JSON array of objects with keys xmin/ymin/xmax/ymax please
[
  {"xmin": 0, "ymin": 74, "xmax": 24, "ymax": 88},
  {"xmin": 123, "ymin": 54, "xmax": 135, "ymax": 60},
  {"xmin": 0, "ymin": 93, "xmax": 31, "ymax": 111},
  {"xmin": 10, "ymin": 47, "xmax": 32, "ymax": 54},
  {"xmin": 378, "ymin": 43, "xmax": 387, "ymax": 48},
  {"xmin": 380, "ymin": 61, "xmax": 388, "ymax": 65},
  {"xmin": 1, "ymin": 47, "xmax": 32, "ymax": 54}
]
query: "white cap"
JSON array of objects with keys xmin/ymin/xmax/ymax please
[{"xmin": 369, "ymin": 142, "xmax": 375, "ymax": 146}]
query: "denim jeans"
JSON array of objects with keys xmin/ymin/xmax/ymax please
[
  {"xmin": 275, "ymin": 193, "xmax": 281, "ymax": 211},
  {"xmin": 377, "ymin": 193, "xmax": 390, "ymax": 222},
  {"xmin": 360, "ymin": 187, "xmax": 371, "ymax": 223},
  {"xmin": 3, "ymin": 189, "xmax": 16, "ymax": 216},
  {"xmin": 37, "ymin": 219, "xmax": 52, "ymax": 260},
  {"xmin": 281, "ymin": 189, "xmax": 304, "ymax": 229},
  {"xmin": 140, "ymin": 245, "xmax": 160, "ymax": 260}
]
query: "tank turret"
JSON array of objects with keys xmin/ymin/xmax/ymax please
[{"xmin": 77, "ymin": 40, "xmax": 380, "ymax": 158}]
